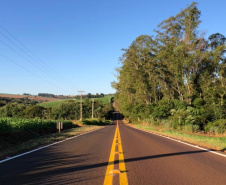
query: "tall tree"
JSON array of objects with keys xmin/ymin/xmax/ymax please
[{"xmin": 113, "ymin": 2, "xmax": 226, "ymax": 122}]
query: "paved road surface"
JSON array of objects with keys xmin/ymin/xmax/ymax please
[{"xmin": 0, "ymin": 113, "xmax": 226, "ymax": 184}]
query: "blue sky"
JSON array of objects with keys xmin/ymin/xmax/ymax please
[{"xmin": 0, "ymin": 0, "xmax": 225, "ymax": 95}]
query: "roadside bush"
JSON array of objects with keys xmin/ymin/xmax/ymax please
[
  {"xmin": 169, "ymin": 109, "xmax": 188, "ymax": 129},
  {"xmin": 181, "ymin": 124, "xmax": 200, "ymax": 133},
  {"xmin": 24, "ymin": 106, "xmax": 46, "ymax": 119},
  {"xmin": 82, "ymin": 118, "xmax": 109, "ymax": 126},
  {"xmin": 51, "ymin": 102, "xmax": 80, "ymax": 120},
  {"xmin": 151, "ymin": 99, "xmax": 174, "ymax": 119},
  {"xmin": 0, "ymin": 103, "xmax": 26, "ymax": 118},
  {"xmin": 142, "ymin": 119, "xmax": 152, "ymax": 125},
  {"xmin": 172, "ymin": 99, "xmax": 188, "ymax": 110},
  {"xmin": 193, "ymin": 98, "xmax": 205, "ymax": 108},
  {"xmin": 193, "ymin": 116, "xmax": 207, "ymax": 130},
  {"xmin": 201, "ymin": 104, "xmax": 221, "ymax": 122},
  {"xmin": 205, "ymin": 119, "xmax": 226, "ymax": 134},
  {"xmin": 0, "ymin": 118, "xmax": 13, "ymax": 134}
]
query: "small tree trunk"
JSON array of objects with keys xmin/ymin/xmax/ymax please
[{"xmin": 220, "ymin": 94, "xmax": 224, "ymax": 106}]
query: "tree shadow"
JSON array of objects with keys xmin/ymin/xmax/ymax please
[{"xmin": 0, "ymin": 148, "xmax": 214, "ymax": 185}]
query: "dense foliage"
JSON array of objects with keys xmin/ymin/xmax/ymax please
[
  {"xmin": 113, "ymin": 3, "xmax": 226, "ymax": 134},
  {"xmin": 0, "ymin": 97, "xmax": 38, "ymax": 107},
  {"xmin": 0, "ymin": 99, "xmax": 114, "ymax": 120},
  {"xmin": 38, "ymin": 93, "xmax": 56, "ymax": 98}
]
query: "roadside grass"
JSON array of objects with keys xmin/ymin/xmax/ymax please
[
  {"xmin": 130, "ymin": 123, "xmax": 226, "ymax": 152},
  {"xmin": 0, "ymin": 119, "xmax": 110, "ymax": 160}
]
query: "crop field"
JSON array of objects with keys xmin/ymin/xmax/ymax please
[{"xmin": 0, "ymin": 117, "xmax": 73, "ymax": 135}]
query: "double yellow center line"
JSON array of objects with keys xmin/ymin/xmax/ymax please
[{"xmin": 103, "ymin": 120, "xmax": 128, "ymax": 185}]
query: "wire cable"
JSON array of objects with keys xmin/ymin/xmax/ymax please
[
  {"xmin": 0, "ymin": 53, "xmax": 69, "ymax": 93},
  {"xmin": 0, "ymin": 24, "xmax": 77, "ymax": 91}
]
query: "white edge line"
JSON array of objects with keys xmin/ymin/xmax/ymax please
[
  {"xmin": 125, "ymin": 124, "xmax": 226, "ymax": 158},
  {"xmin": 0, "ymin": 127, "xmax": 104, "ymax": 164}
]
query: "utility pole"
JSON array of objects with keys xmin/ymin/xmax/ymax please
[
  {"xmin": 78, "ymin": 91, "xmax": 85, "ymax": 121},
  {"xmin": 92, "ymin": 98, "xmax": 94, "ymax": 118}
]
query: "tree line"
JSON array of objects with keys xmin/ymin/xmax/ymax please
[
  {"xmin": 38, "ymin": 93, "xmax": 56, "ymax": 98},
  {"xmin": 37, "ymin": 92, "xmax": 112, "ymax": 99},
  {"xmin": 0, "ymin": 97, "xmax": 38, "ymax": 107},
  {"xmin": 113, "ymin": 2, "xmax": 225, "ymax": 134},
  {"xmin": 0, "ymin": 99, "xmax": 114, "ymax": 120}
]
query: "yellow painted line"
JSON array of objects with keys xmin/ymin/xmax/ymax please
[
  {"xmin": 103, "ymin": 120, "xmax": 128, "ymax": 185},
  {"xmin": 103, "ymin": 123, "xmax": 117, "ymax": 185},
  {"xmin": 117, "ymin": 122, "xmax": 128, "ymax": 185}
]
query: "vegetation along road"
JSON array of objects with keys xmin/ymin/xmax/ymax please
[{"xmin": 0, "ymin": 112, "xmax": 225, "ymax": 185}]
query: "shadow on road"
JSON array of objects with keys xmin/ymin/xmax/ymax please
[{"xmin": 0, "ymin": 146, "xmax": 213, "ymax": 185}]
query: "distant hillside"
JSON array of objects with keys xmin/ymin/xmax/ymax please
[
  {"xmin": 38, "ymin": 95, "xmax": 114, "ymax": 108},
  {"xmin": 0, "ymin": 94, "xmax": 60, "ymax": 102}
]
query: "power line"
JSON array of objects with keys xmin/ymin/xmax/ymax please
[
  {"xmin": 0, "ymin": 30, "xmax": 77, "ymax": 92},
  {"xmin": 0, "ymin": 25, "xmax": 64, "ymax": 79},
  {"xmin": 0, "ymin": 38, "xmax": 73, "ymax": 90},
  {"xmin": 0, "ymin": 53, "xmax": 67, "ymax": 92},
  {"xmin": 0, "ymin": 29, "xmax": 64, "ymax": 81},
  {"xmin": 0, "ymin": 24, "xmax": 77, "ymax": 91}
]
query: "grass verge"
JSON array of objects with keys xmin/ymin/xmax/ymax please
[
  {"xmin": 0, "ymin": 123, "xmax": 106, "ymax": 160},
  {"xmin": 129, "ymin": 123, "xmax": 226, "ymax": 152}
]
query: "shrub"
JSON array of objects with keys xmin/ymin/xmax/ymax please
[
  {"xmin": 182, "ymin": 124, "xmax": 200, "ymax": 133},
  {"xmin": 0, "ymin": 118, "xmax": 13, "ymax": 134},
  {"xmin": 169, "ymin": 109, "xmax": 188, "ymax": 129},
  {"xmin": 172, "ymin": 99, "xmax": 188, "ymax": 110},
  {"xmin": 205, "ymin": 119, "xmax": 226, "ymax": 134},
  {"xmin": 151, "ymin": 99, "xmax": 174, "ymax": 119},
  {"xmin": 193, "ymin": 98, "xmax": 205, "ymax": 108}
]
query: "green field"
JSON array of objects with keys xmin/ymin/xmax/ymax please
[
  {"xmin": 38, "ymin": 95, "xmax": 114, "ymax": 108},
  {"xmin": 95, "ymin": 95, "xmax": 114, "ymax": 104},
  {"xmin": 38, "ymin": 99, "xmax": 69, "ymax": 107}
]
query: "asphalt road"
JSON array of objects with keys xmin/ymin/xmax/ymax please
[{"xmin": 0, "ymin": 114, "xmax": 226, "ymax": 185}]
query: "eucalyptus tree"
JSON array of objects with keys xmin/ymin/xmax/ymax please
[
  {"xmin": 208, "ymin": 33, "xmax": 226, "ymax": 107},
  {"xmin": 155, "ymin": 2, "xmax": 207, "ymax": 104},
  {"xmin": 113, "ymin": 2, "xmax": 226, "ymax": 122},
  {"xmin": 113, "ymin": 35, "xmax": 157, "ymax": 119}
]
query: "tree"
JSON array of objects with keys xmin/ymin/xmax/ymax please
[
  {"xmin": 24, "ymin": 106, "xmax": 46, "ymax": 119},
  {"xmin": 113, "ymin": 2, "xmax": 226, "ymax": 126}
]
